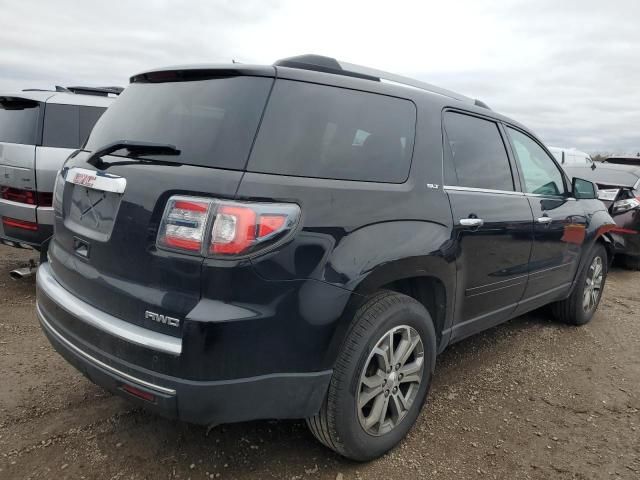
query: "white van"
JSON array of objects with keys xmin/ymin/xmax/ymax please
[{"xmin": 548, "ymin": 146, "xmax": 593, "ymax": 167}]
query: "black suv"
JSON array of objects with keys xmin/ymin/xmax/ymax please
[{"xmin": 36, "ymin": 55, "xmax": 615, "ymax": 461}]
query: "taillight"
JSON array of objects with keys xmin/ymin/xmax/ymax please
[
  {"xmin": 157, "ymin": 195, "xmax": 300, "ymax": 257},
  {"xmin": 0, "ymin": 187, "xmax": 53, "ymax": 207}
]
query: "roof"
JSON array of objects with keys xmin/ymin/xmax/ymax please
[
  {"xmin": 565, "ymin": 163, "xmax": 640, "ymax": 188},
  {"xmin": 129, "ymin": 55, "xmax": 536, "ymax": 136}
]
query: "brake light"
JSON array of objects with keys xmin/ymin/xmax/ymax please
[
  {"xmin": 2, "ymin": 216, "xmax": 38, "ymax": 231},
  {"xmin": 157, "ymin": 196, "xmax": 300, "ymax": 257}
]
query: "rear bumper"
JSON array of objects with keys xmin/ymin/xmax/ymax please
[
  {"xmin": 0, "ymin": 199, "xmax": 53, "ymax": 248},
  {"xmin": 36, "ymin": 262, "xmax": 332, "ymax": 425}
]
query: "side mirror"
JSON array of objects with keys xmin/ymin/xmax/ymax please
[{"xmin": 572, "ymin": 177, "xmax": 597, "ymax": 199}]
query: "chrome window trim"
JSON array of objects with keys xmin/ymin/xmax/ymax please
[
  {"xmin": 634, "ymin": 178, "xmax": 640, "ymax": 191},
  {"xmin": 37, "ymin": 306, "xmax": 176, "ymax": 396},
  {"xmin": 443, "ymin": 185, "xmax": 524, "ymax": 196},
  {"xmin": 37, "ymin": 262, "xmax": 182, "ymax": 356}
]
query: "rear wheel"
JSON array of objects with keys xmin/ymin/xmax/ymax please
[
  {"xmin": 552, "ymin": 243, "xmax": 607, "ymax": 325},
  {"xmin": 306, "ymin": 291, "xmax": 436, "ymax": 461}
]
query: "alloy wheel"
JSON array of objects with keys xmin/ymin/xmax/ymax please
[
  {"xmin": 583, "ymin": 255, "xmax": 604, "ymax": 312},
  {"xmin": 356, "ymin": 325, "xmax": 425, "ymax": 436}
]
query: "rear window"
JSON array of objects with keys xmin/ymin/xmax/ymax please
[
  {"xmin": 0, "ymin": 98, "xmax": 41, "ymax": 145},
  {"xmin": 43, "ymin": 104, "xmax": 106, "ymax": 149},
  {"xmin": 248, "ymin": 80, "xmax": 416, "ymax": 183},
  {"xmin": 85, "ymin": 77, "xmax": 273, "ymax": 169}
]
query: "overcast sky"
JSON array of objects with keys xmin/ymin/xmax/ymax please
[{"xmin": 1, "ymin": 0, "xmax": 638, "ymax": 153}]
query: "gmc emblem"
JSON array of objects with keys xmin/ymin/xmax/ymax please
[
  {"xmin": 145, "ymin": 310, "xmax": 180, "ymax": 328},
  {"xmin": 73, "ymin": 173, "xmax": 96, "ymax": 188}
]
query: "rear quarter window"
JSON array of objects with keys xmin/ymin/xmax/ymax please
[
  {"xmin": 248, "ymin": 80, "xmax": 416, "ymax": 183},
  {"xmin": 0, "ymin": 98, "xmax": 41, "ymax": 145}
]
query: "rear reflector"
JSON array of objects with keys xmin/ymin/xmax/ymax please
[
  {"xmin": 121, "ymin": 384, "xmax": 156, "ymax": 403},
  {"xmin": 2, "ymin": 216, "xmax": 38, "ymax": 231}
]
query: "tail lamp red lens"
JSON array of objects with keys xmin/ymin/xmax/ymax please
[
  {"xmin": 0, "ymin": 187, "xmax": 53, "ymax": 207},
  {"xmin": 157, "ymin": 196, "xmax": 300, "ymax": 257}
]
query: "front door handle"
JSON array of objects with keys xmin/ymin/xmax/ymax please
[
  {"xmin": 536, "ymin": 216, "xmax": 553, "ymax": 225},
  {"xmin": 460, "ymin": 218, "xmax": 484, "ymax": 227}
]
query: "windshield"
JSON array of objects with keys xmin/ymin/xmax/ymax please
[
  {"xmin": 0, "ymin": 98, "xmax": 42, "ymax": 145},
  {"xmin": 85, "ymin": 76, "xmax": 273, "ymax": 169}
]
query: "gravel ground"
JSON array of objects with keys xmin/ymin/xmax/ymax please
[{"xmin": 0, "ymin": 244, "xmax": 638, "ymax": 479}]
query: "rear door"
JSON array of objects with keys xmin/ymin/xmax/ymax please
[
  {"xmin": 0, "ymin": 97, "xmax": 42, "ymax": 232},
  {"xmin": 49, "ymin": 74, "xmax": 274, "ymax": 337},
  {"xmin": 443, "ymin": 111, "xmax": 533, "ymax": 341},
  {"xmin": 505, "ymin": 126, "xmax": 587, "ymax": 310}
]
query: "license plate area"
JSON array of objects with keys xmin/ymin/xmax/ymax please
[{"xmin": 63, "ymin": 168, "xmax": 126, "ymax": 242}]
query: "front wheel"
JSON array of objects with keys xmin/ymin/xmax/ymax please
[
  {"xmin": 306, "ymin": 291, "xmax": 436, "ymax": 461},
  {"xmin": 552, "ymin": 243, "xmax": 608, "ymax": 325}
]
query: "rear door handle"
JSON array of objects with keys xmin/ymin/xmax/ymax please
[
  {"xmin": 460, "ymin": 218, "xmax": 484, "ymax": 227},
  {"xmin": 536, "ymin": 216, "xmax": 553, "ymax": 225}
]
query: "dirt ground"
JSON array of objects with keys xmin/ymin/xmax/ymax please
[{"xmin": 0, "ymin": 244, "xmax": 638, "ymax": 480}]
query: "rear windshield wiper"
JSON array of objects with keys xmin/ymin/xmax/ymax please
[{"xmin": 86, "ymin": 140, "xmax": 181, "ymax": 167}]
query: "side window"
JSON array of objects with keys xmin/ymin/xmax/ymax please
[
  {"xmin": 443, "ymin": 112, "xmax": 514, "ymax": 191},
  {"xmin": 248, "ymin": 80, "xmax": 416, "ymax": 183},
  {"xmin": 43, "ymin": 104, "xmax": 106, "ymax": 149},
  {"xmin": 506, "ymin": 127, "xmax": 565, "ymax": 196}
]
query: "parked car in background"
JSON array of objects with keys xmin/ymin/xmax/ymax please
[
  {"xmin": 548, "ymin": 146, "xmax": 594, "ymax": 167},
  {"xmin": 565, "ymin": 163, "xmax": 640, "ymax": 270},
  {"xmin": 0, "ymin": 86, "xmax": 119, "ymax": 251},
  {"xmin": 603, "ymin": 154, "xmax": 640, "ymax": 166},
  {"xmin": 36, "ymin": 55, "xmax": 615, "ymax": 461}
]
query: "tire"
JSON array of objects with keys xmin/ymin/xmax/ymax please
[
  {"xmin": 306, "ymin": 290, "xmax": 436, "ymax": 461},
  {"xmin": 551, "ymin": 243, "xmax": 608, "ymax": 325},
  {"xmin": 622, "ymin": 255, "xmax": 640, "ymax": 271}
]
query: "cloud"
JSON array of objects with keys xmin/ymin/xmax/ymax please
[{"xmin": 0, "ymin": 0, "xmax": 638, "ymax": 153}]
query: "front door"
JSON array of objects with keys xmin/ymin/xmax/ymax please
[
  {"xmin": 505, "ymin": 127, "xmax": 587, "ymax": 312},
  {"xmin": 442, "ymin": 111, "xmax": 533, "ymax": 342}
]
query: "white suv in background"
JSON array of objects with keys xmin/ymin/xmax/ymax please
[
  {"xmin": 548, "ymin": 146, "xmax": 594, "ymax": 167},
  {"xmin": 0, "ymin": 86, "xmax": 119, "ymax": 251}
]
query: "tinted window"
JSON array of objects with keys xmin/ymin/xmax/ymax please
[
  {"xmin": 0, "ymin": 98, "xmax": 41, "ymax": 145},
  {"xmin": 443, "ymin": 112, "xmax": 514, "ymax": 191},
  {"xmin": 248, "ymin": 80, "xmax": 416, "ymax": 183},
  {"xmin": 86, "ymin": 77, "xmax": 272, "ymax": 169},
  {"xmin": 507, "ymin": 127, "xmax": 565, "ymax": 196},
  {"xmin": 43, "ymin": 105, "xmax": 106, "ymax": 149}
]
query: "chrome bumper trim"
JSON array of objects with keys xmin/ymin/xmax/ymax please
[
  {"xmin": 37, "ymin": 303, "xmax": 176, "ymax": 396},
  {"xmin": 36, "ymin": 262, "xmax": 182, "ymax": 356}
]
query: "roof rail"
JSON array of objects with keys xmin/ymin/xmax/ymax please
[{"xmin": 274, "ymin": 55, "xmax": 490, "ymax": 110}]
